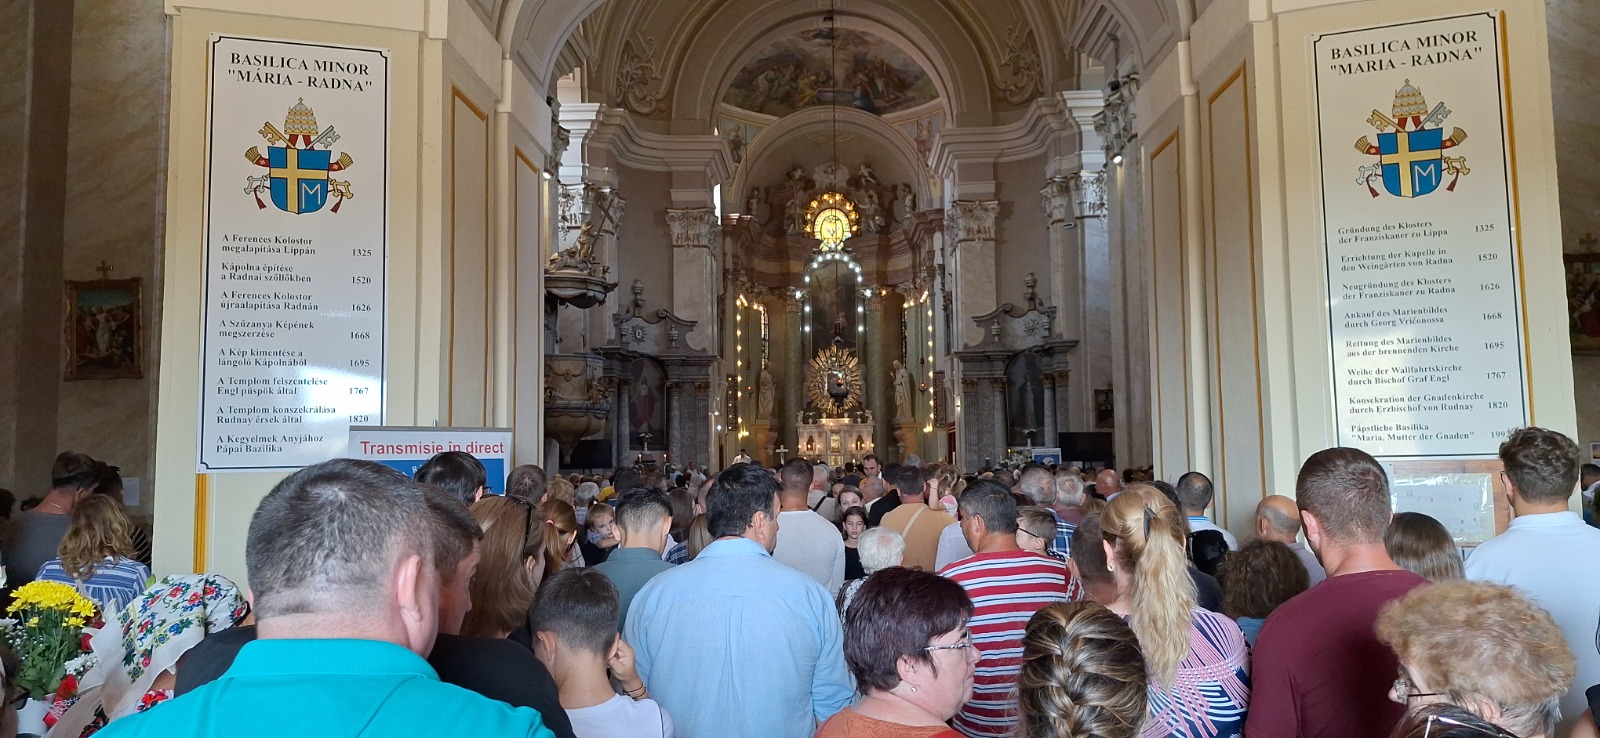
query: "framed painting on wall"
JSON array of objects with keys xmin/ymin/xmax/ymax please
[{"xmin": 64, "ymin": 277, "xmax": 142, "ymax": 381}]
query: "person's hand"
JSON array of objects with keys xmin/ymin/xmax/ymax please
[
  {"xmin": 599, "ymin": 534, "xmax": 620, "ymax": 549},
  {"xmin": 609, "ymin": 637, "xmax": 644, "ymax": 695}
]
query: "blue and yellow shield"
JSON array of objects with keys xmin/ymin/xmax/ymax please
[
  {"xmin": 267, "ymin": 146, "xmax": 331, "ymax": 214},
  {"xmin": 1378, "ymin": 128, "xmax": 1444, "ymax": 198}
]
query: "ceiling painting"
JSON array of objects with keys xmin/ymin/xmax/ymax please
[{"xmin": 723, "ymin": 29, "xmax": 938, "ymax": 117}]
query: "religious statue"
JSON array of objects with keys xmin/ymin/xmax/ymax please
[
  {"xmin": 746, "ymin": 186, "xmax": 762, "ymax": 217},
  {"xmin": 857, "ymin": 162, "xmax": 879, "ymax": 186},
  {"xmin": 757, "ymin": 360, "xmax": 776, "ymax": 419},
  {"xmin": 784, "ymin": 194, "xmax": 807, "ymax": 235},
  {"xmin": 859, "ymin": 189, "xmax": 886, "ymax": 234},
  {"xmin": 898, "ymin": 184, "xmax": 915, "ymax": 218},
  {"xmin": 892, "ymin": 359, "xmax": 914, "ymax": 419},
  {"xmin": 627, "ymin": 279, "xmax": 646, "ymax": 317}
]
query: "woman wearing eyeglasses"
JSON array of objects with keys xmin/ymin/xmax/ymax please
[
  {"xmin": 1376, "ymin": 580, "xmax": 1574, "ymax": 738},
  {"xmin": 1099, "ymin": 484, "xmax": 1249, "ymax": 738},
  {"xmin": 816, "ymin": 567, "xmax": 975, "ymax": 738}
]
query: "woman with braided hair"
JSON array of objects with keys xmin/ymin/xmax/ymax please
[
  {"xmin": 1018, "ymin": 601, "xmax": 1149, "ymax": 738},
  {"xmin": 1100, "ymin": 483, "xmax": 1250, "ymax": 737}
]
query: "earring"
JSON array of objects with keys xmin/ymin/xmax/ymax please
[
  {"xmin": 1107, "ymin": 563, "xmax": 1115, "ymax": 572},
  {"xmin": 909, "ymin": 686, "xmax": 918, "ymax": 693}
]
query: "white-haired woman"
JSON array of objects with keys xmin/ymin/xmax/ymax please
[
  {"xmin": 837, "ymin": 526, "xmax": 905, "ymax": 616},
  {"xmin": 573, "ymin": 481, "xmax": 600, "ymax": 526}
]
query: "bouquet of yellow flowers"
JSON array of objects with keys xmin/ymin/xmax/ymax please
[{"xmin": 0, "ymin": 581, "xmax": 98, "ymax": 699}]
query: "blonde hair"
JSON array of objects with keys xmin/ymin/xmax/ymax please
[
  {"xmin": 538, "ymin": 499, "xmax": 579, "ymax": 579},
  {"xmin": 1377, "ymin": 580, "xmax": 1575, "ymax": 738},
  {"xmin": 462, "ymin": 496, "xmax": 540, "ymax": 638},
  {"xmin": 686, "ymin": 514, "xmax": 713, "ymax": 560},
  {"xmin": 545, "ymin": 477, "xmax": 578, "ymax": 507},
  {"xmin": 58, "ymin": 495, "xmax": 139, "ymax": 580},
  {"xmin": 1099, "ymin": 482, "xmax": 1196, "ymax": 686},
  {"xmin": 1018, "ymin": 602, "xmax": 1149, "ymax": 738}
]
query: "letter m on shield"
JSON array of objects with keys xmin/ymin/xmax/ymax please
[{"xmin": 268, "ymin": 147, "xmax": 332, "ymax": 214}]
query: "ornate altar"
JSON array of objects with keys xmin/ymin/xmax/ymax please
[{"xmin": 796, "ymin": 343, "xmax": 875, "ymax": 466}]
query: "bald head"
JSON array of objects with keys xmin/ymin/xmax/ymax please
[
  {"xmin": 1095, "ymin": 469, "xmax": 1121, "ymax": 496},
  {"xmin": 1255, "ymin": 495, "xmax": 1302, "ymax": 543},
  {"xmin": 861, "ymin": 476, "xmax": 887, "ymax": 501}
]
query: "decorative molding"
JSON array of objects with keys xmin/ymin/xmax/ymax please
[
  {"xmin": 610, "ymin": 309, "xmax": 707, "ymax": 356},
  {"xmin": 945, "ymin": 200, "xmax": 1000, "ymax": 242},
  {"xmin": 931, "ymin": 97, "xmax": 1072, "ymax": 178},
  {"xmin": 996, "ymin": 25, "xmax": 1044, "ymax": 105},
  {"xmin": 584, "ymin": 107, "xmax": 732, "ymax": 182},
  {"xmin": 666, "ymin": 207, "xmax": 719, "ymax": 249},
  {"xmin": 1092, "ymin": 75, "xmax": 1139, "ymax": 161},
  {"xmin": 960, "ymin": 377, "xmax": 978, "ymax": 393},
  {"xmin": 1040, "ymin": 177, "xmax": 1074, "ymax": 225},
  {"xmin": 1069, "ymin": 171, "xmax": 1107, "ymax": 218},
  {"xmin": 615, "ymin": 35, "xmax": 666, "ymax": 115}
]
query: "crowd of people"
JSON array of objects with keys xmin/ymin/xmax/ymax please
[{"xmin": 0, "ymin": 426, "xmax": 1593, "ymax": 738}]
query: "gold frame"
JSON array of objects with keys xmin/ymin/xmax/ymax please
[{"xmin": 64, "ymin": 277, "xmax": 143, "ymax": 381}]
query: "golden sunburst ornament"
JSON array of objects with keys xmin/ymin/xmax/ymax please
[
  {"xmin": 806, "ymin": 345, "xmax": 863, "ymax": 417},
  {"xmin": 804, "ymin": 192, "xmax": 860, "ymax": 251}
]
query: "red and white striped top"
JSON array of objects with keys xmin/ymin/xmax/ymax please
[{"xmin": 939, "ymin": 550, "xmax": 1076, "ymax": 737}]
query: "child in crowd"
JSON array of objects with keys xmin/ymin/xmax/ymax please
[
  {"xmin": 581, "ymin": 502, "xmax": 620, "ymax": 566},
  {"xmin": 1016, "ymin": 506, "xmax": 1059, "ymax": 559},
  {"xmin": 531, "ymin": 569, "xmax": 675, "ymax": 738}
]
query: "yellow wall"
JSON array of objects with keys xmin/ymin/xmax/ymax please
[
  {"xmin": 153, "ymin": 1, "xmax": 551, "ymax": 585},
  {"xmin": 1138, "ymin": 0, "xmax": 1572, "ymax": 530}
]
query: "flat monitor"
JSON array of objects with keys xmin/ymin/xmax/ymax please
[{"xmin": 1059, "ymin": 432, "xmax": 1114, "ymax": 466}]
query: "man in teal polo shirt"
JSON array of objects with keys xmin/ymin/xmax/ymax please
[
  {"xmin": 593, "ymin": 487, "xmax": 676, "ymax": 626},
  {"xmin": 99, "ymin": 459, "xmax": 554, "ymax": 738}
]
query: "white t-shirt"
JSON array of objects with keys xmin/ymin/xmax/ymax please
[
  {"xmin": 566, "ymin": 694, "xmax": 676, "ymax": 738},
  {"xmin": 1465, "ymin": 511, "xmax": 1600, "ymax": 734},
  {"xmin": 773, "ymin": 510, "xmax": 846, "ymax": 595},
  {"xmin": 934, "ymin": 521, "xmax": 974, "ymax": 571}
]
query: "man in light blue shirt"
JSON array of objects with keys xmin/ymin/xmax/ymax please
[
  {"xmin": 1465, "ymin": 427, "xmax": 1600, "ymax": 736},
  {"xmin": 625, "ymin": 463, "xmax": 853, "ymax": 738}
]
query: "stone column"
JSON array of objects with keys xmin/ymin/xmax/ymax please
[
  {"xmin": 614, "ymin": 378, "xmax": 632, "ymax": 466},
  {"xmin": 1, "ymin": 1, "xmax": 71, "ymax": 489},
  {"xmin": 944, "ymin": 201, "xmax": 999, "ymax": 350},
  {"xmin": 1041, "ymin": 373, "xmax": 1058, "ymax": 443},
  {"xmin": 960, "ymin": 378, "xmax": 982, "ymax": 469},
  {"xmin": 666, "ymin": 207, "xmax": 720, "ymax": 352},
  {"xmin": 783, "ymin": 296, "xmax": 805, "ymax": 450},
  {"xmin": 665, "ymin": 379, "xmax": 684, "ymax": 465},
  {"xmin": 864, "ymin": 292, "xmax": 892, "ymax": 454},
  {"xmin": 991, "ymin": 378, "xmax": 1009, "ymax": 457}
]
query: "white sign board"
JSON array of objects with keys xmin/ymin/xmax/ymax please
[
  {"xmin": 347, "ymin": 427, "xmax": 514, "ymax": 492},
  {"xmin": 198, "ymin": 36, "xmax": 390, "ymax": 472},
  {"xmin": 1313, "ymin": 13, "xmax": 1528, "ymax": 458}
]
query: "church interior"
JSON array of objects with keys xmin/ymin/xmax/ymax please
[{"xmin": 2, "ymin": 0, "xmax": 1595, "ymax": 582}]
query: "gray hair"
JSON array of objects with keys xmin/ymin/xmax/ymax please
[
  {"xmin": 1054, "ymin": 472, "xmax": 1086, "ymax": 506},
  {"xmin": 1258, "ymin": 503, "xmax": 1300, "ymax": 537},
  {"xmin": 246, "ymin": 459, "xmax": 435, "ymax": 619},
  {"xmin": 858, "ymin": 527, "xmax": 906, "ymax": 573},
  {"xmin": 576, "ymin": 481, "xmax": 600, "ymax": 504},
  {"xmin": 1018, "ymin": 466, "xmax": 1055, "ymax": 505}
]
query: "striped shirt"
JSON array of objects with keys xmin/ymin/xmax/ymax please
[
  {"xmin": 1142, "ymin": 608, "xmax": 1251, "ymax": 738},
  {"xmin": 36, "ymin": 556, "xmax": 151, "ymax": 615},
  {"xmin": 939, "ymin": 550, "xmax": 1074, "ymax": 737}
]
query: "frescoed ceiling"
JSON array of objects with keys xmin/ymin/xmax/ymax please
[{"xmin": 721, "ymin": 29, "xmax": 939, "ymax": 118}]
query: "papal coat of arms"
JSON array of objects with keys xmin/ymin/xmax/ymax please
[
  {"xmin": 243, "ymin": 98, "xmax": 355, "ymax": 214},
  {"xmin": 1353, "ymin": 80, "xmax": 1469, "ymax": 198}
]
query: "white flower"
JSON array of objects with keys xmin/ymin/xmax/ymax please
[{"xmin": 64, "ymin": 653, "xmax": 98, "ymax": 678}]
